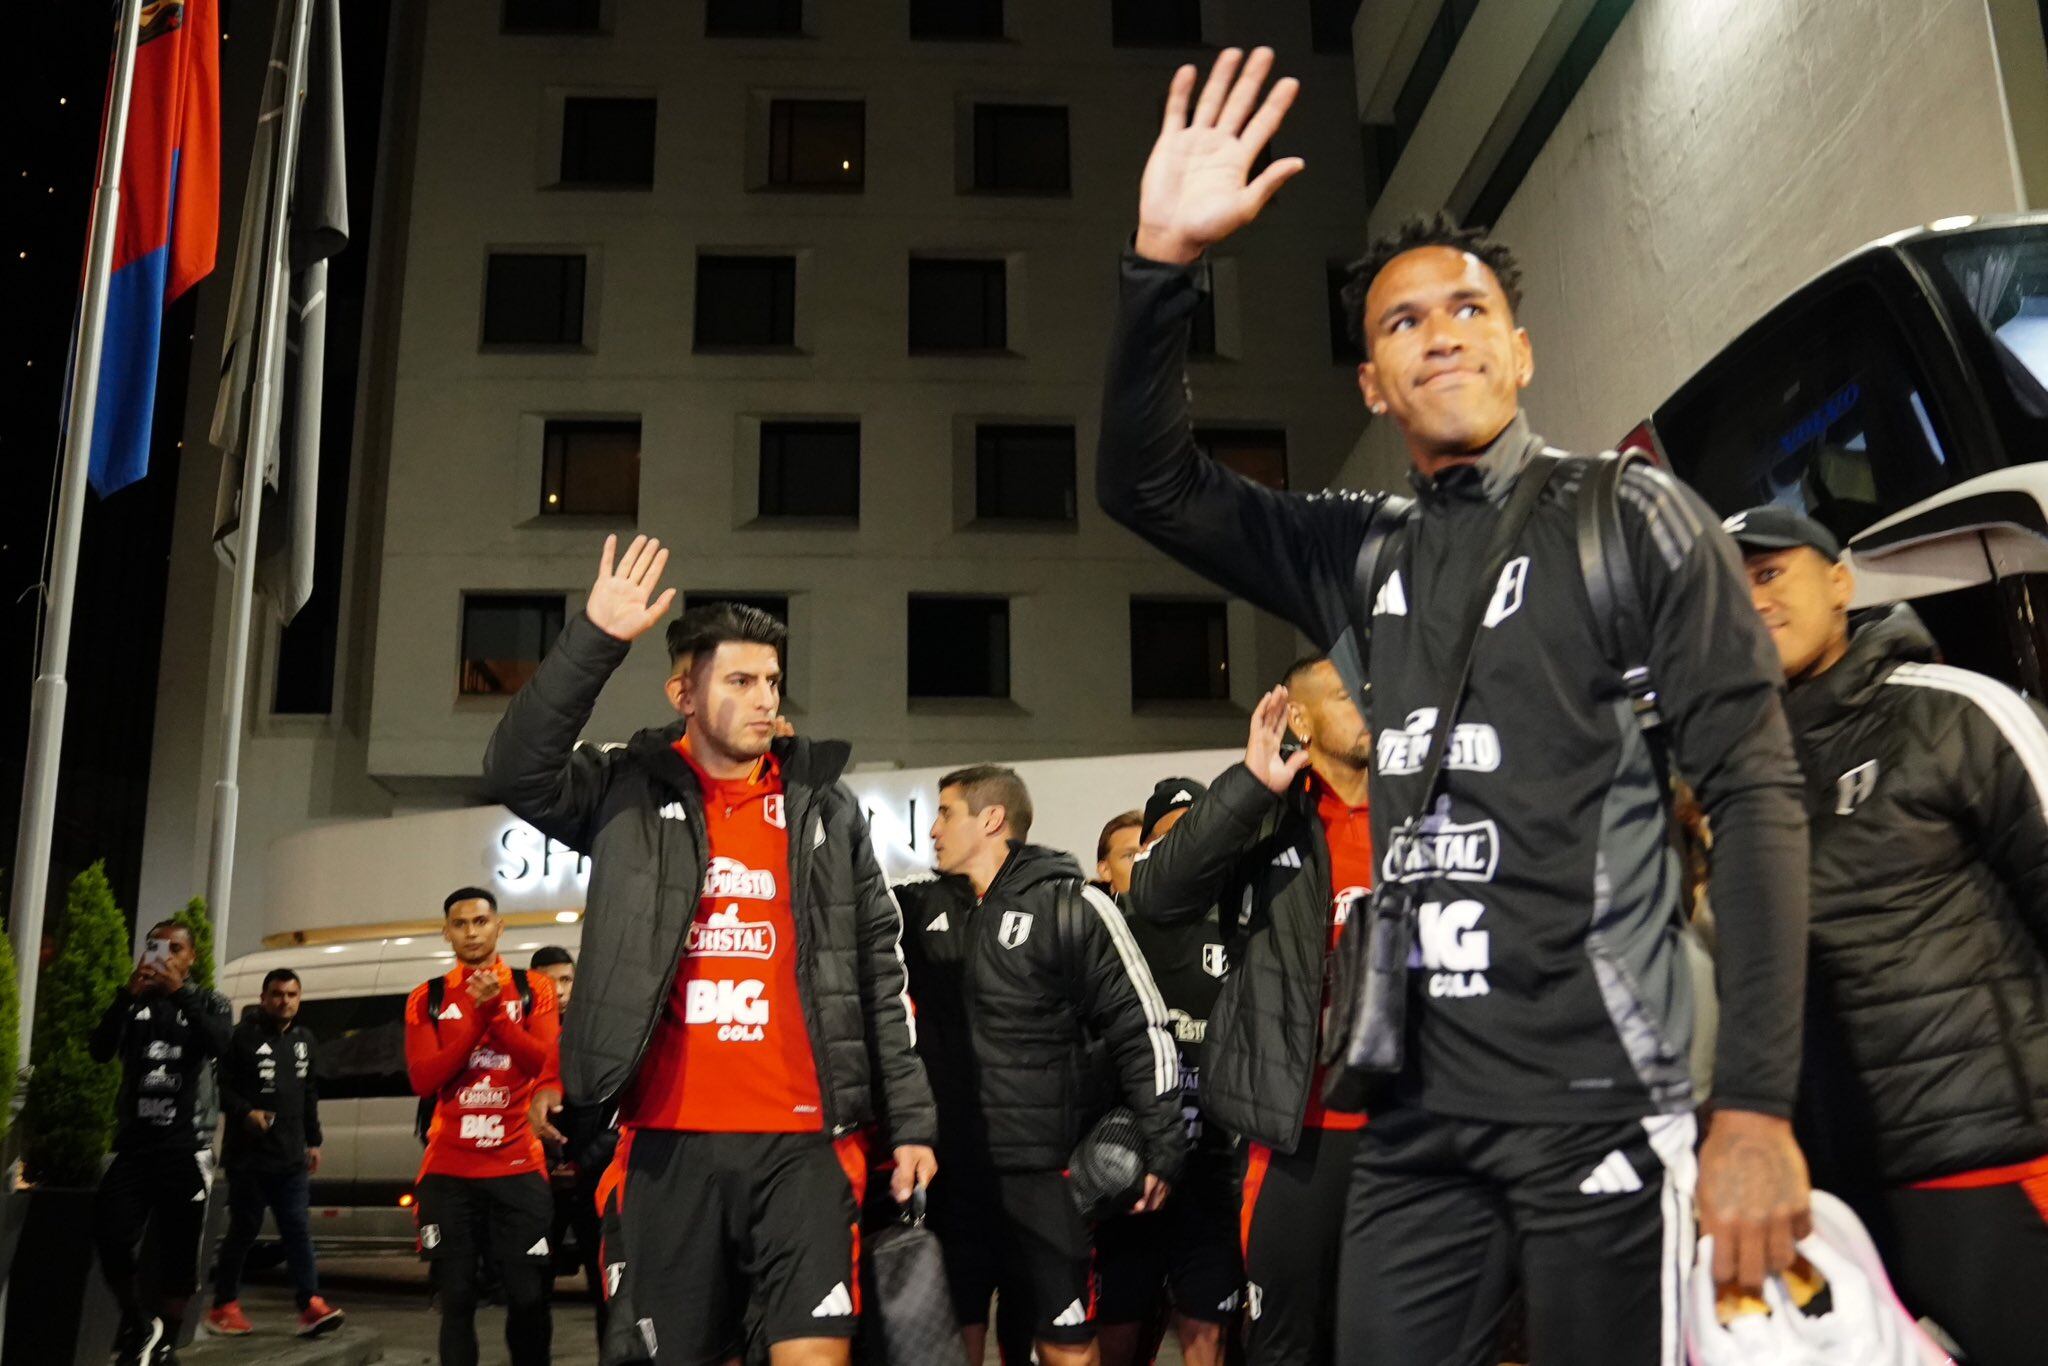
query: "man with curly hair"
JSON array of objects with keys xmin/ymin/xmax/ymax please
[{"xmin": 1098, "ymin": 46, "xmax": 1815, "ymax": 1366}]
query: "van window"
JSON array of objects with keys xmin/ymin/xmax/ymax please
[
  {"xmin": 1655, "ymin": 283, "xmax": 1953, "ymax": 545},
  {"xmin": 295, "ymin": 995, "xmax": 411, "ymax": 1100},
  {"xmin": 1928, "ymin": 227, "xmax": 2048, "ymax": 416}
]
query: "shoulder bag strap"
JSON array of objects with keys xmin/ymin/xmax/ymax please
[{"xmin": 1575, "ymin": 448, "xmax": 1664, "ymax": 734}]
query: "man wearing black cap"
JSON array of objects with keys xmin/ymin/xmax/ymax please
[
  {"xmin": 1732, "ymin": 505, "xmax": 2048, "ymax": 1366},
  {"xmin": 1097, "ymin": 778, "xmax": 1243, "ymax": 1366},
  {"xmin": 1126, "ymin": 656, "xmax": 1371, "ymax": 1365}
]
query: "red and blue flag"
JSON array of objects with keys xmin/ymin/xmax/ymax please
[{"xmin": 86, "ymin": 0, "xmax": 220, "ymax": 495}]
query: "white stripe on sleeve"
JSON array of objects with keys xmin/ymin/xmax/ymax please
[
  {"xmin": 1079, "ymin": 884, "xmax": 1178, "ymax": 1097},
  {"xmin": 1888, "ymin": 663, "xmax": 2048, "ymax": 811}
]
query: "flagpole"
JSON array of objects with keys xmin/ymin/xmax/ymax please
[
  {"xmin": 205, "ymin": 0, "xmax": 315, "ymax": 959},
  {"xmin": 7, "ymin": 0, "xmax": 148, "ymax": 1073}
]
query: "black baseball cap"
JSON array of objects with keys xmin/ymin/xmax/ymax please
[
  {"xmin": 1142, "ymin": 777, "xmax": 1207, "ymax": 842},
  {"xmin": 1722, "ymin": 505, "xmax": 1843, "ymax": 560}
]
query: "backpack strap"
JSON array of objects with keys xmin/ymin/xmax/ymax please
[
  {"xmin": 1575, "ymin": 450, "xmax": 1664, "ymax": 737},
  {"xmin": 417, "ymin": 975, "xmax": 444, "ymax": 1145},
  {"xmin": 1330, "ymin": 499, "xmax": 1414, "ymax": 713},
  {"xmin": 425, "ymin": 974, "xmax": 445, "ymax": 1034}
]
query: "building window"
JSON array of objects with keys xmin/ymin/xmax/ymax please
[
  {"xmin": 768, "ymin": 100, "xmax": 864, "ymax": 190},
  {"xmin": 1326, "ymin": 263, "xmax": 1364, "ymax": 364},
  {"xmin": 1111, "ymin": 0, "xmax": 1202, "ymax": 46},
  {"xmin": 908, "ymin": 596, "xmax": 1010, "ymax": 699},
  {"xmin": 911, "ymin": 0, "xmax": 1002, "ymax": 39},
  {"xmin": 503, "ymin": 0, "xmax": 602, "ymax": 32},
  {"xmin": 1189, "ymin": 260, "xmax": 1218, "ymax": 359},
  {"xmin": 1196, "ymin": 427, "xmax": 1288, "ymax": 489},
  {"xmin": 909, "ymin": 258, "xmax": 1007, "ymax": 352},
  {"xmin": 482, "ymin": 253, "xmax": 586, "ymax": 347},
  {"xmin": 1310, "ymin": 0, "xmax": 1362, "ymax": 52},
  {"xmin": 760, "ymin": 421, "xmax": 860, "ymax": 520},
  {"xmin": 558, "ymin": 97, "xmax": 655, "ymax": 188},
  {"xmin": 1131, "ymin": 599, "xmax": 1230, "ymax": 703},
  {"xmin": 972, "ymin": 105, "xmax": 1070, "ymax": 194},
  {"xmin": 706, "ymin": 0, "xmax": 803, "ymax": 36},
  {"xmin": 461, "ymin": 595, "xmax": 567, "ymax": 697},
  {"xmin": 975, "ymin": 424, "xmax": 1076, "ymax": 522},
  {"xmin": 541, "ymin": 419, "xmax": 639, "ymax": 516},
  {"xmin": 696, "ymin": 255, "xmax": 797, "ymax": 349}
]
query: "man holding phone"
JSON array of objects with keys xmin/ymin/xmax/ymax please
[{"xmin": 91, "ymin": 920, "xmax": 233, "ymax": 1366}]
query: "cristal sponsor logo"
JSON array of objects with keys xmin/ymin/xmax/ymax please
[
  {"xmin": 1406, "ymin": 899, "xmax": 1491, "ymax": 998},
  {"xmin": 689, "ymin": 905, "xmax": 777, "ymax": 960},
  {"xmin": 703, "ymin": 856, "xmax": 777, "ymax": 901},
  {"xmin": 1381, "ymin": 808, "xmax": 1500, "ymax": 886},
  {"xmin": 1168, "ymin": 1008, "xmax": 1207, "ymax": 1045},
  {"xmin": 458, "ymin": 1076, "xmax": 512, "ymax": 1111},
  {"xmin": 685, "ymin": 978, "xmax": 770, "ymax": 1041},
  {"xmin": 1376, "ymin": 708, "xmax": 1503, "ymax": 777},
  {"xmin": 459, "ymin": 1114, "xmax": 506, "ymax": 1146},
  {"xmin": 142, "ymin": 1064, "xmax": 177, "ymax": 1094}
]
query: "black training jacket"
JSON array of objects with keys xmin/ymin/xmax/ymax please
[
  {"xmin": 219, "ymin": 1011, "xmax": 323, "ymax": 1174},
  {"xmin": 90, "ymin": 983, "xmax": 233, "ymax": 1154},
  {"xmin": 1785, "ymin": 606, "xmax": 2048, "ymax": 1187},
  {"xmin": 1129, "ymin": 762, "xmax": 1348, "ymax": 1154},
  {"xmin": 1099, "ymin": 247, "xmax": 1810, "ymax": 1123},
  {"xmin": 895, "ymin": 845, "xmax": 1185, "ymax": 1182},
  {"xmin": 481, "ymin": 613, "xmax": 936, "ymax": 1150}
]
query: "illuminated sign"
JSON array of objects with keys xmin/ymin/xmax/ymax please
[{"xmin": 493, "ymin": 822, "xmax": 591, "ymax": 896}]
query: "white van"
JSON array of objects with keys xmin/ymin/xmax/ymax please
[{"xmin": 219, "ymin": 925, "xmax": 584, "ymax": 1252}]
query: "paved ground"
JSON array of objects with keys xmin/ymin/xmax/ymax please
[{"xmin": 190, "ymin": 1255, "xmax": 1191, "ymax": 1365}]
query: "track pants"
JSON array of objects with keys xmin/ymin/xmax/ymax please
[
  {"xmin": 1860, "ymin": 1171, "xmax": 2048, "ymax": 1366},
  {"xmin": 1338, "ymin": 1106, "xmax": 1697, "ymax": 1366},
  {"xmin": 1238, "ymin": 1127, "xmax": 1360, "ymax": 1365}
]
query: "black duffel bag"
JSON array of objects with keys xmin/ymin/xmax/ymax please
[{"xmin": 859, "ymin": 1186, "xmax": 960, "ymax": 1365}]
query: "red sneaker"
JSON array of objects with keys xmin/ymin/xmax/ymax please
[
  {"xmin": 297, "ymin": 1297, "xmax": 345, "ymax": 1338},
  {"xmin": 206, "ymin": 1302, "xmax": 253, "ymax": 1337}
]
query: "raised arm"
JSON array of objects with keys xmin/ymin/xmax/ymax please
[
  {"xmin": 1098, "ymin": 49, "xmax": 1385, "ymax": 647},
  {"xmin": 482, "ymin": 534, "xmax": 675, "ymax": 851}
]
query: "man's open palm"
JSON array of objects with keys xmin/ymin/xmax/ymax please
[
  {"xmin": 586, "ymin": 534, "xmax": 676, "ymax": 642},
  {"xmin": 1137, "ymin": 47, "xmax": 1305, "ymax": 266}
]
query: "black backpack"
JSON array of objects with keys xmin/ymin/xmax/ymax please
[{"xmin": 415, "ymin": 969, "xmax": 534, "ymax": 1145}]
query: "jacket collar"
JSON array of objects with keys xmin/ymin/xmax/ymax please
[
  {"xmin": 1784, "ymin": 604, "xmax": 1937, "ymax": 737},
  {"xmin": 1405, "ymin": 410, "xmax": 1546, "ymax": 505},
  {"xmin": 625, "ymin": 723, "xmax": 854, "ymax": 801}
]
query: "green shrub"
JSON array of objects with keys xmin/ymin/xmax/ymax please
[
  {"xmin": 171, "ymin": 896, "xmax": 215, "ymax": 993},
  {"xmin": 21, "ymin": 863, "xmax": 128, "ymax": 1186},
  {"xmin": 0, "ymin": 927, "xmax": 19, "ymax": 1147}
]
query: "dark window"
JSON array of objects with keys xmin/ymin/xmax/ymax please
[
  {"xmin": 909, "ymin": 259, "xmax": 1007, "ymax": 352},
  {"xmin": 461, "ymin": 594, "xmax": 566, "ymax": 696},
  {"xmin": 297, "ymin": 995, "xmax": 411, "ymax": 1100},
  {"xmin": 482, "ymin": 253, "xmax": 586, "ymax": 347},
  {"xmin": 1311, "ymin": 0, "xmax": 1361, "ymax": 52},
  {"xmin": 1112, "ymin": 0, "xmax": 1202, "ymax": 45},
  {"xmin": 1196, "ymin": 427, "xmax": 1288, "ymax": 489},
  {"xmin": 768, "ymin": 100, "xmax": 864, "ymax": 190},
  {"xmin": 1327, "ymin": 263, "xmax": 1364, "ymax": 364},
  {"xmin": 1188, "ymin": 260, "xmax": 1218, "ymax": 358},
  {"xmin": 972, "ymin": 105, "xmax": 1070, "ymax": 194},
  {"xmin": 559, "ymin": 97, "xmax": 655, "ymax": 188},
  {"xmin": 1466, "ymin": 0, "xmax": 1634, "ymax": 228},
  {"xmin": 706, "ymin": 0, "xmax": 803, "ymax": 36},
  {"xmin": 684, "ymin": 591, "xmax": 790, "ymax": 624},
  {"xmin": 912, "ymin": 0, "xmax": 1003, "ymax": 39},
  {"xmin": 975, "ymin": 425, "xmax": 1076, "ymax": 522},
  {"xmin": 908, "ymin": 596, "xmax": 1011, "ymax": 698},
  {"xmin": 1131, "ymin": 599, "xmax": 1229, "ymax": 703},
  {"xmin": 696, "ymin": 255, "xmax": 797, "ymax": 349},
  {"xmin": 760, "ymin": 421, "xmax": 860, "ymax": 519},
  {"xmin": 541, "ymin": 419, "xmax": 640, "ymax": 516},
  {"xmin": 503, "ymin": 0, "xmax": 602, "ymax": 32}
]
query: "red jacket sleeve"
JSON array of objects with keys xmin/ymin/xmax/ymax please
[
  {"xmin": 489, "ymin": 973, "xmax": 559, "ymax": 1081},
  {"xmin": 405, "ymin": 981, "xmax": 489, "ymax": 1097}
]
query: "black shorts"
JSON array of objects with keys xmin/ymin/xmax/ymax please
[
  {"xmin": 1859, "ymin": 1174, "xmax": 2048, "ymax": 1366},
  {"xmin": 930, "ymin": 1168, "xmax": 1097, "ymax": 1346},
  {"xmin": 1239, "ymin": 1126, "xmax": 1361, "ymax": 1365},
  {"xmin": 414, "ymin": 1170, "xmax": 554, "ymax": 1269},
  {"xmin": 597, "ymin": 1129, "xmax": 866, "ymax": 1366},
  {"xmin": 1097, "ymin": 1153, "xmax": 1243, "ymax": 1326}
]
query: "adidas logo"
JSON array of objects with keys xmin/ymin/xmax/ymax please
[
  {"xmin": 438, "ymin": 1003, "xmax": 463, "ymax": 1021},
  {"xmin": 606, "ymin": 1262, "xmax": 626, "ymax": 1298},
  {"xmin": 1270, "ymin": 848, "xmax": 1303, "ymax": 869},
  {"xmin": 1172, "ymin": 788, "xmax": 1194, "ymax": 803},
  {"xmin": 659, "ymin": 801, "xmax": 690, "ymax": 822},
  {"xmin": 1052, "ymin": 1299, "xmax": 1088, "ymax": 1328},
  {"xmin": 812, "ymin": 1282, "xmax": 854, "ymax": 1318},
  {"xmin": 134, "ymin": 1007, "xmax": 151, "ymax": 1021},
  {"xmin": 1578, "ymin": 1150, "xmax": 1644, "ymax": 1195},
  {"xmin": 527, "ymin": 1237, "xmax": 550, "ymax": 1257},
  {"xmin": 1373, "ymin": 569, "xmax": 1408, "ymax": 617},
  {"xmin": 256, "ymin": 1043, "xmax": 273, "ymax": 1056},
  {"xmin": 811, "ymin": 821, "xmax": 826, "ymax": 851},
  {"xmin": 927, "ymin": 912, "xmax": 950, "ymax": 932}
]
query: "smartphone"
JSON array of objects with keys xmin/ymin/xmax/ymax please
[{"xmin": 142, "ymin": 937, "xmax": 174, "ymax": 969}]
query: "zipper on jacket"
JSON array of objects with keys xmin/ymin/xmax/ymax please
[{"xmin": 786, "ymin": 782, "xmax": 847, "ymax": 1135}]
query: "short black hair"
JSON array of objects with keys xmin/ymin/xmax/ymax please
[
  {"xmin": 939, "ymin": 764, "xmax": 1034, "ymax": 841},
  {"xmin": 443, "ymin": 886, "xmax": 497, "ymax": 916},
  {"xmin": 148, "ymin": 919, "xmax": 193, "ymax": 947},
  {"xmin": 261, "ymin": 968, "xmax": 300, "ymax": 991},
  {"xmin": 666, "ymin": 601, "xmax": 787, "ymax": 674},
  {"xmin": 1339, "ymin": 211, "xmax": 1524, "ymax": 354},
  {"xmin": 1283, "ymin": 653, "xmax": 1329, "ymax": 689},
  {"xmin": 529, "ymin": 945, "xmax": 574, "ymax": 970}
]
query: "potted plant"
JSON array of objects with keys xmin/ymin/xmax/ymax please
[{"xmin": 6, "ymin": 862, "xmax": 128, "ymax": 1365}]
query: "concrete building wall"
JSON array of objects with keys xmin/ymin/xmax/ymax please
[{"xmin": 1338, "ymin": 0, "xmax": 2036, "ymax": 491}]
